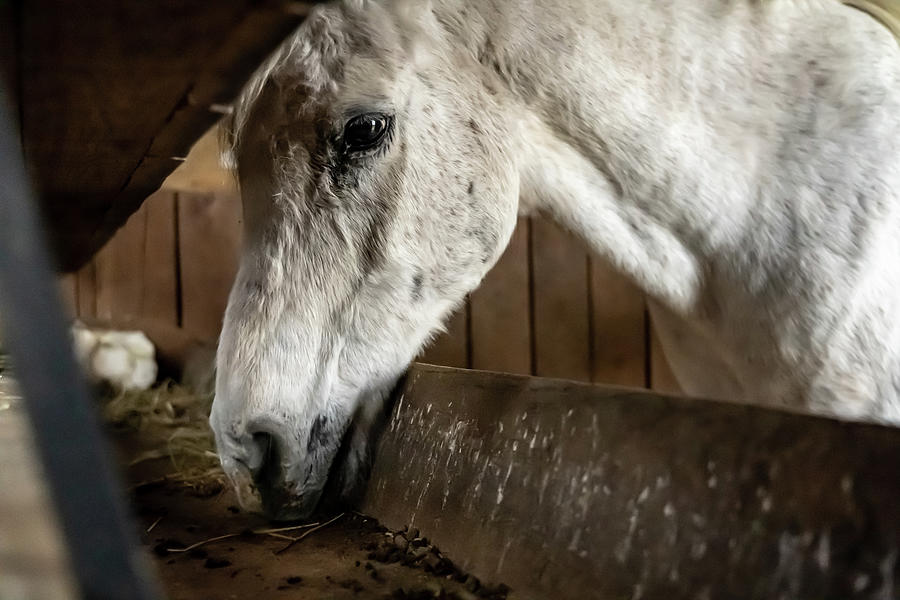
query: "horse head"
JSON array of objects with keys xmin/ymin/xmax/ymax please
[{"xmin": 210, "ymin": 2, "xmax": 520, "ymax": 519}]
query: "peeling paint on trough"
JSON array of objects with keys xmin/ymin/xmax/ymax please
[{"xmin": 360, "ymin": 364, "xmax": 900, "ymax": 600}]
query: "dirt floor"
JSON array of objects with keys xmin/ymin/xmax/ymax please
[
  {"xmin": 108, "ymin": 385, "xmax": 512, "ymax": 600},
  {"xmin": 0, "ymin": 369, "xmax": 512, "ymax": 600},
  {"xmin": 133, "ymin": 482, "xmax": 509, "ymax": 600}
]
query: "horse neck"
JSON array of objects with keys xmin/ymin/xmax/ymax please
[
  {"xmin": 429, "ymin": 0, "xmax": 859, "ymax": 316},
  {"xmin": 431, "ymin": 0, "xmax": 760, "ymax": 311}
]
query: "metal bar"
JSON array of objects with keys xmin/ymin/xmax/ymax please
[{"xmin": 0, "ymin": 84, "xmax": 162, "ymax": 599}]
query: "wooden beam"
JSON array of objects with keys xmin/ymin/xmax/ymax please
[{"xmin": 18, "ymin": 1, "xmax": 318, "ymax": 271}]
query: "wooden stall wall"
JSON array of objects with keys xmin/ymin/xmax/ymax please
[
  {"xmin": 419, "ymin": 217, "xmax": 681, "ymax": 393},
  {"xmin": 60, "ymin": 131, "xmax": 681, "ymax": 394},
  {"xmin": 62, "ymin": 190, "xmax": 241, "ymax": 341}
]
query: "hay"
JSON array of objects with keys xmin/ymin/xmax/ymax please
[
  {"xmin": 1, "ymin": 347, "xmax": 226, "ymax": 493},
  {"xmin": 102, "ymin": 381, "xmax": 224, "ymax": 494}
]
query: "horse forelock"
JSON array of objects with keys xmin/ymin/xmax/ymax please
[
  {"xmin": 221, "ymin": 1, "xmax": 440, "ymax": 170},
  {"xmin": 222, "ymin": 4, "xmax": 354, "ymax": 169}
]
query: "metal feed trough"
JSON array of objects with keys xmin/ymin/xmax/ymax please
[
  {"xmin": 363, "ymin": 365, "xmax": 900, "ymax": 599},
  {"xmin": 2, "ymin": 2, "xmax": 900, "ymax": 599}
]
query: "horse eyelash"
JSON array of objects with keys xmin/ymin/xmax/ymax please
[{"xmin": 339, "ymin": 116, "xmax": 395, "ymax": 161}]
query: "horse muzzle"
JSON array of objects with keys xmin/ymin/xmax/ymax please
[
  {"xmin": 250, "ymin": 429, "xmax": 330, "ymax": 521},
  {"xmin": 212, "ymin": 411, "xmax": 342, "ymax": 521}
]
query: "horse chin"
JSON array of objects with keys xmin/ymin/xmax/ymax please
[
  {"xmin": 222, "ymin": 458, "xmax": 265, "ymax": 515},
  {"xmin": 254, "ymin": 456, "xmax": 328, "ymax": 522},
  {"xmin": 250, "ymin": 376, "xmax": 406, "ymax": 521},
  {"xmin": 316, "ymin": 417, "xmax": 377, "ymax": 512},
  {"xmin": 254, "ymin": 415, "xmax": 372, "ymax": 521},
  {"xmin": 318, "ymin": 375, "xmax": 406, "ymax": 514}
]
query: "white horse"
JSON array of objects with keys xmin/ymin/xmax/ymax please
[{"xmin": 210, "ymin": 0, "xmax": 900, "ymax": 519}]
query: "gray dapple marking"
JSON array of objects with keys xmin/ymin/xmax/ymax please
[{"xmin": 210, "ymin": 0, "xmax": 900, "ymax": 519}]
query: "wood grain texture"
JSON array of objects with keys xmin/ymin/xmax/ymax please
[
  {"xmin": 94, "ymin": 206, "xmax": 147, "ymax": 322},
  {"xmin": 177, "ymin": 191, "xmax": 242, "ymax": 341},
  {"xmin": 142, "ymin": 190, "xmax": 179, "ymax": 326},
  {"xmin": 0, "ymin": 387, "xmax": 78, "ymax": 600},
  {"xmin": 530, "ymin": 216, "xmax": 591, "ymax": 381},
  {"xmin": 419, "ymin": 301, "xmax": 470, "ymax": 369},
  {"xmin": 589, "ymin": 258, "xmax": 647, "ymax": 388},
  {"xmin": 160, "ymin": 127, "xmax": 237, "ymax": 195},
  {"xmin": 470, "ymin": 219, "xmax": 531, "ymax": 375},
  {"xmin": 17, "ymin": 1, "xmax": 311, "ymax": 271},
  {"xmin": 650, "ymin": 324, "xmax": 682, "ymax": 394}
]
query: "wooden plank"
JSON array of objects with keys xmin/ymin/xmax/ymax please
[
  {"xmin": 93, "ymin": 205, "xmax": 147, "ymax": 322},
  {"xmin": 650, "ymin": 324, "xmax": 682, "ymax": 394},
  {"xmin": 75, "ymin": 262, "xmax": 97, "ymax": 320},
  {"xmin": 160, "ymin": 126, "xmax": 237, "ymax": 195},
  {"xmin": 469, "ymin": 218, "xmax": 531, "ymax": 375},
  {"xmin": 530, "ymin": 216, "xmax": 591, "ymax": 381},
  {"xmin": 177, "ymin": 191, "xmax": 242, "ymax": 341},
  {"xmin": 17, "ymin": 1, "xmax": 311, "ymax": 271},
  {"xmin": 363, "ymin": 364, "xmax": 900, "ymax": 600},
  {"xmin": 141, "ymin": 190, "xmax": 179, "ymax": 326},
  {"xmin": 0, "ymin": 386, "xmax": 78, "ymax": 600},
  {"xmin": 589, "ymin": 258, "xmax": 647, "ymax": 388},
  {"xmin": 419, "ymin": 300, "xmax": 470, "ymax": 369}
]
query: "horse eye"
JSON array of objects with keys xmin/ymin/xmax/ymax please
[{"xmin": 343, "ymin": 114, "xmax": 389, "ymax": 152}]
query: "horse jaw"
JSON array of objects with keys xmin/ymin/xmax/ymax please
[{"xmin": 211, "ymin": 253, "xmax": 457, "ymax": 519}]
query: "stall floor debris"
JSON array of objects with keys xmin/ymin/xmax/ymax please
[
  {"xmin": 110, "ymin": 383, "xmax": 512, "ymax": 600},
  {"xmin": 134, "ymin": 480, "xmax": 509, "ymax": 600},
  {"xmin": 0, "ymin": 371, "xmax": 512, "ymax": 600}
]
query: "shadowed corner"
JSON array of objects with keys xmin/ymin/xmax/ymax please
[{"xmin": 316, "ymin": 371, "xmax": 410, "ymax": 517}]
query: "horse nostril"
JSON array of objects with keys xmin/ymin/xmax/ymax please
[
  {"xmin": 246, "ymin": 428, "xmax": 284, "ymax": 495},
  {"xmin": 248, "ymin": 431, "xmax": 273, "ymax": 472}
]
